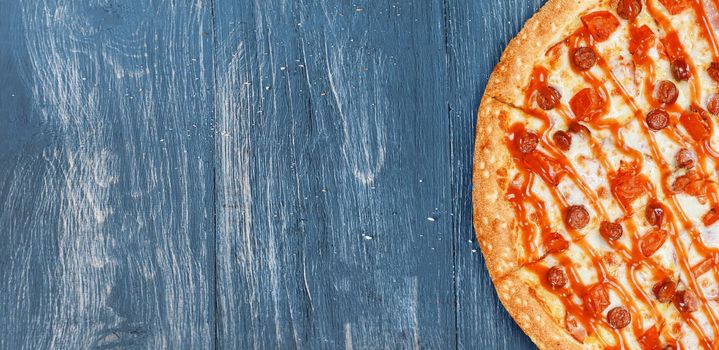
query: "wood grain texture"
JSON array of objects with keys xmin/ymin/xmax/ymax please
[
  {"xmin": 0, "ymin": 0, "xmax": 543, "ymax": 348},
  {"xmin": 0, "ymin": 0, "xmax": 215, "ymax": 348},
  {"xmin": 213, "ymin": 0, "xmax": 455, "ymax": 348},
  {"xmin": 446, "ymin": 1, "xmax": 543, "ymax": 349}
]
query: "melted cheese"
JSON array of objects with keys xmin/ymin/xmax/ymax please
[{"xmin": 499, "ymin": 0, "xmax": 719, "ymax": 348}]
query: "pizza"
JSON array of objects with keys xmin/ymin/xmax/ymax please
[{"xmin": 473, "ymin": 0, "xmax": 719, "ymax": 349}]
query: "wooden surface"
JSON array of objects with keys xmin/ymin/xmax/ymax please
[{"xmin": 0, "ymin": 0, "xmax": 543, "ymax": 349}]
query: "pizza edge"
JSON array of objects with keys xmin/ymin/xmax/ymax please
[
  {"xmin": 473, "ymin": 0, "xmax": 603, "ymax": 349},
  {"xmin": 484, "ymin": 0, "xmax": 599, "ymax": 106},
  {"xmin": 495, "ymin": 272, "xmax": 588, "ymax": 350},
  {"xmin": 474, "ymin": 98, "xmax": 587, "ymax": 350}
]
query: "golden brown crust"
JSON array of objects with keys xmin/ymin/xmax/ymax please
[
  {"xmin": 474, "ymin": 0, "xmax": 604, "ymax": 281},
  {"xmin": 473, "ymin": 99, "xmax": 603, "ymax": 349},
  {"xmin": 494, "ymin": 272, "xmax": 590, "ymax": 350},
  {"xmin": 472, "ymin": 97, "xmax": 521, "ymax": 280},
  {"xmin": 484, "ymin": 0, "xmax": 600, "ymax": 106},
  {"xmin": 474, "ymin": 0, "xmax": 607, "ymax": 348}
]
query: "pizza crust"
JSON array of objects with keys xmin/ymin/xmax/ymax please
[
  {"xmin": 473, "ymin": 0, "xmax": 605, "ymax": 348},
  {"xmin": 484, "ymin": 0, "xmax": 600, "ymax": 107},
  {"xmin": 472, "ymin": 97, "xmax": 521, "ymax": 279},
  {"xmin": 494, "ymin": 272, "xmax": 590, "ymax": 350},
  {"xmin": 474, "ymin": 98, "xmax": 591, "ymax": 349}
]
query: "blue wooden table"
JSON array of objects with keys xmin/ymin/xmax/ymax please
[{"xmin": 0, "ymin": 0, "xmax": 545, "ymax": 348}]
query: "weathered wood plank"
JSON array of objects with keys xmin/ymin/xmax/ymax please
[
  {"xmin": 445, "ymin": 0, "xmax": 543, "ymax": 349},
  {"xmin": 213, "ymin": 0, "xmax": 455, "ymax": 348},
  {"xmin": 0, "ymin": 0, "xmax": 215, "ymax": 348},
  {"xmin": 0, "ymin": 0, "xmax": 554, "ymax": 348}
]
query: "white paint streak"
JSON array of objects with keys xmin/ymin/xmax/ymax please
[
  {"xmin": 323, "ymin": 38, "xmax": 388, "ymax": 185},
  {"xmin": 16, "ymin": 0, "xmax": 213, "ymax": 348},
  {"xmin": 20, "ymin": 2, "xmax": 118, "ymax": 347},
  {"xmin": 216, "ymin": 41, "xmax": 261, "ymax": 349},
  {"xmin": 344, "ymin": 323, "xmax": 354, "ymax": 350}
]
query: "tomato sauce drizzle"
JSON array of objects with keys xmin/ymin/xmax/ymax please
[
  {"xmin": 647, "ymin": 3, "xmax": 719, "ymax": 327},
  {"xmin": 691, "ymin": 0, "xmax": 719, "ymax": 60},
  {"xmin": 598, "ymin": 3, "xmax": 719, "ymax": 344},
  {"xmin": 505, "ymin": 2, "xmax": 719, "ymax": 347}
]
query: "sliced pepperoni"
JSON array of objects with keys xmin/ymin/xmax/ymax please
[
  {"xmin": 581, "ymin": 11, "xmax": 620, "ymax": 42},
  {"xmin": 659, "ymin": 0, "xmax": 690, "ymax": 15},
  {"xmin": 680, "ymin": 109, "xmax": 711, "ymax": 141},
  {"xmin": 640, "ymin": 229, "xmax": 669, "ymax": 257},
  {"xmin": 536, "ymin": 86, "xmax": 561, "ymax": 110},
  {"xmin": 568, "ymin": 122, "xmax": 591, "ymax": 136},
  {"xmin": 584, "ymin": 283, "xmax": 610, "ymax": 315},
  {"xmin": 671, "ymin": 59, "xmax": 691, "ymax": 81},
  {"xmin": 646, "ymin": 109, "xmax": 669, "ymax": 130},
  {"xmin": 547, "ymin": 266, "xmax": 568, "ymax": 289},
  {"xmin": 708, "ymin": 62, "xmax": 719, "ymax": 83},
  {"xmin": 553, "ymin": 131, "xmax": 572, "ymax": 151},
  {"xmin": 544, "ymin": 231, "xmax": 569, "ymax": 254},
  {"xmin": 617, "ymin": 0, "xmax": 642, "ymax": 19},
  {"xmin": 607, "ymin": 307, "xmax": 631, "ymax": 329},
  {"xmin": 515, "ymin": 130, "xmax": 539, "ymax": 154},
  {"xmin": 600, "ymin": 221, "xmax": 623, "ymax": 241},
  {"xmin": 675, "ymin": 148, "xmax": 696, "ymax": 168},
  {"xmin": 673, "ymin": 290, "xmax": 698, "ymax": 313},
  {"xmin": 565, "ymin": 205, "xmax": 590, "ymax": 229},
  {"xmin": 707, "ymin": 93, "xmax": 719, "ymax": 115},
  {"xmin": 570, "ymin": 88, "xmax": 605, "ymax": 121},
  {"xmin": 653, "ymin": 279, "xmax": 676, "ymax": 302},
  {"xmin": 572, "ymin": 47, "xmax": 596, "ymax": 71},
  {"xmin": 655, "ymin": 80, "xmax": 678, "ymax": 105},
  {"xmin": 645, "ymin": 202, "xmax": 665, "ymax": 226},
  {"xmin": 629, "ymin": 25, "xmax": 655, "ymax": 59}
]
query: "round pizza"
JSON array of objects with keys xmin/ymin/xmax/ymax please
[{"xmin": 473, "ymin": 0, "xmax": 719, "ymax": 348}]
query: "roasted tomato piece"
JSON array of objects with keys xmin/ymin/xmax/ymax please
[
  {"xmin": 544, "ymin": 231, "xmax": 570, "ymax": 254},
  {"xmin": 584, "ymin": 283, "xmax": 610, "ymax": 315},
  {"xmin": 659, "ymin": 0, "xmax": 690, "ymax": 15},
  {"xmin": 629, "ymin": 25, "xmax": 655, "ymax": 59},
  {"xmin": 611, "ymin": 162, "xmax": 649, "ymax": 209},
  {"xmin": 638, "ymin": 326, "xmax": 660, "ymax": 350},
  {"xmin": 570, "ymin": 88, "xmax": 605, "ymax": 121},
  {"xmin": 680, "ymin": 109, "xmax": 711, "ymax": 141},
  {"xmin": 581, "ymin": 11, "xmax": 620, "ymax": 42}
]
